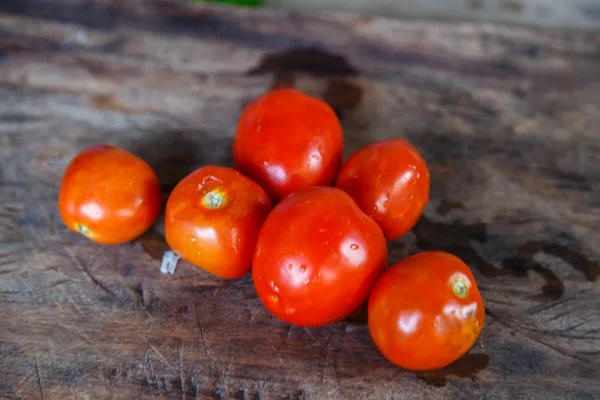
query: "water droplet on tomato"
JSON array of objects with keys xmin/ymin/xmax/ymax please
[
  {"xmin": 287, "ymin": 263, "xmax": 293, "ymax": 270},
  {"xmin": 299, "ymin": 264, "xmax": 307, "ymax": 272},
  {"xmin": 350, "ymin": 244, "xmax": 359, "ymax": 250},
  {"xmin": 190, "ymin": 237, "xmax": 196, "ymax": 243},
  {"xmin": 269, "ymin": 281, "xmax": 280, "ymax": 293},
  {"xmin": 304, "ymin": 278, "xmax": 310, "ymax": 285}
]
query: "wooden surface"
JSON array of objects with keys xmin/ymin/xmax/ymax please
[{"xmin": 1, "ymin": 0, "xmax": 600, "ymax": 399}]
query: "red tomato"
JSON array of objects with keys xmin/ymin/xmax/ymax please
[
  {"xmin": 252, "ymin": 186, "xmax": 388, "ymax": 327},
  {"xmin": 335, "ymin": 139, "xmax": 429, "ymax": 241},
  {"xmin": 368, "ymin": 251, "xmax": 485, "ymax": 371},
  {"xmin": 165, "ymin": 165, "xmax": 272, "ymax": 279},
  {"xmin": 58, "ymin": 145, "xmax": 161, "ymax": 245},
  {"xmin": 233, "ymin": 88, "xmax": 343, "ymax": 201}
]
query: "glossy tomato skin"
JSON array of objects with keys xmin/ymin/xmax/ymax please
[
  {"xmin": 233, "ymin": 88, "xmax": 343, "ymax": 201},
  {"xmin": 335, "ymin": 139, "xmax": 429, "ymax": 241},
  {"xmin": 58, "ymin": 145, "xmax": 161, "ymax": 245},
  {"xmin": 165, "ymin": 165, "xmax": 272, "ymax": 279},
  {"xmin": 252, "ymin": 186, "xmax": 388, "ymax": 327},
  {"xmin": 368, "ymin": 251, "xmax": 485, "ymax": 371}
]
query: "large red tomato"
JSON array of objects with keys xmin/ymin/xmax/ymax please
[
  {"xmin": 335, "ymin": 139, "xmax": 429, "ymax": 241},
  {"xmin": 165, "ymin": 165, "xmax": 272, "ymax": 279},
  {"xmin": 252, "ymin": 186, "xmax": 388, "ymax": 327},
  {"xmin": 233, "ymin": 88, "xmax": 343, "ymax": 201},
  {"xmin": 368, "ymin": 251, "xmax": 485, "ymax": 371},
  {"xmin": 58, "ymin": 144, "xmax": 161, "ymax": 244}
]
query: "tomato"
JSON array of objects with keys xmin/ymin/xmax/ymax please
[
  {"xmin": 58, "ymin": 144, "xmax": 161, "ymax": 245},
  {"xmin": 252, "ymin": 186, "xmax": 388, "ymax": 327},
  {"xmin": 335, "ymin": 139, "xmax": 429, "ymax": 241},
  {"xmin": 368, "ymin": 251, "xmax": 485, "ymax": 371},
  {"xmin": 233, "ymin": 88, "xmax": 343, "ymax": 201},
  {"xmin": 165, "ymin": 165, "xmax": 272, "ymax": 279}
]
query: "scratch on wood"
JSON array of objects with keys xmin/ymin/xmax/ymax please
[
  {"xmin": 320, "ymin": 325, "xmax": 336, "ymax": 387},
  {"xmin": 52, "ymin": 293, "xmax": 67, "ymax": 314},
  {"xmin": 15, "ymin": 374, "xmax": 33, "ymax": 398},
  {"xmin": 211, "ymin": 280, "xmax": 225, "ymax": 298},
  {"xmin": 59, "ymin": 286, "xmax": 84, "ymax": 315},
  {"xmin": 486, "ymin": 309, "xmax": 592, "ymax": 364},
  {"xmin": 194, "ymin": 303, "xmax": 214, "ymax": 362},
  {"xmin": 303, "ymin": 327, "xmax": 321, "ymax": 345},
  {"xmin": 270, "ymin": 345, "xmax": 285, "ymax": 367},
  {"xmin": 520, "ymin": 296, "xmax": 574, "ymax": 317},
  {"xmin": 36, "ymin": 199, "xmax": 56, "ymax": 234},
  {"xmin": 191, "ymin": 378, "xmax": 199, "ymax": 400},
  {"xmin": 285, "ymin": 324, "xmax": 294, "ymax": 339},
  {"xmin": 0, "ymin": 267, "xmax": 20, "ymax": 275},
  {"xmin": 63, "ymin": 245, "xmax": 112, "ymax": 296},
  {"xmin": 34, "ymin": 353, "xmax": 45, "ymax": 400},
  {"xmin": 48, "ymin": 278, "xmax": 72, "ymax": 288},
  {"xmin": 96, "ymin": 246, "xmax": 153, "ymax": 318},
  {"xmin": 140, "ymin": 335, "xmax": 173, "ymax": 368},
  {"xmin": 179, "ymin": 344, "xmax": 185, "ymax": 400}
]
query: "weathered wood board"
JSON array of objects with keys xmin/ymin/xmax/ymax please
[{"xmin": 1, "ymin": 0, "xmax": 600, "ymax": 399}]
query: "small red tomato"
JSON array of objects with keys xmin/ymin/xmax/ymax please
[
  {"xmin": 335, "ymin": 139, "xmax": 429, "ymax": 241},
  {"xmin": 233, "ymin": 88, "xmax": 343, "ymax": 201},
  {"xmin": 368, "ymin": 251, "xmax": 485, "ymax": 371},
  {"xmin": 165, "ymin": 165, "xmax": 272, "ymax": 279},
  {"xmin": 252, "ymin": 186, "xmax": 388, "ymax": 327},
  {"xmin": 58, "ymin": 145, "xmax": 161, "ymax": 245}
]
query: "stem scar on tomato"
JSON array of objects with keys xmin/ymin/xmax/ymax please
[
  {"xmin": 202, "ymin": 189, "xmax": 227, "ymax": 209},
  {"xmin": 75, "ymin": 223, "xmax": 92, "ymax": 238},
  {"xmin": 452, "ymin": 276, "xmax": 469, "ymax": 298}
]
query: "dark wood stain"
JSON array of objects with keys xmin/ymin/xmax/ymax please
[
  {"xmin": 322, "ymin": 79, "xmax": 364, "ymax": 118},
  {"xmin": 248, "ymin": 47, "xmax": 359, "ymax": 77},
  {"xmin": 435, "ymin": 200, "xmax": 466, "ymax": 216},
  {"xmin": 90, "ymin": 94, "xmax": 133, "ymax": 114},
  {"xmin": 249, "ymin": 47, "xmax": 364, "ymax": 120},
  {"xmin": 469, "ymin": 0, "xmax": 485, "ymax": 10},
  {"xmin": 413, "ymin": 216, "xmax": 504, "ymax": 278},
  {"xmin": 500, "ymin": 0, "xmax": 525, "ymax": 12}
]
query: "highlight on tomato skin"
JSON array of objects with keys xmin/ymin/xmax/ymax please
[
  {"xmin": 252, "ymin": 186, "xmax": 388, "ymax": 327},
  {"xmin": 367, "ymin": 251, "xmax": 485, "ymax": 371},
  {"xmin": 233, "ymin": 88, "xmax": 344, "ymax": 202},
  {"xmin": 164, "ymin": 165, "xmax": 272, "ymax": 280},
  {"xmin": 335, "ymin": 139, "xmax": 430, "ymax": 241},
  {"xmin": 58, "ymin": 144, "xmax": 162, "ymax": 245}
]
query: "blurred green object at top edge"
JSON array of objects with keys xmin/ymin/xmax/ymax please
[{"xmin": 186, "ymin": 0, "xmax": 262, "ymax": 6}]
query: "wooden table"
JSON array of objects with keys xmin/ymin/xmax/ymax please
[{"xmin": 1, "ymin": 1, "xmax": 599, "ymax": 398}]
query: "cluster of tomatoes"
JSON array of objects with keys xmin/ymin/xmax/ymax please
[{"xmin": 59, "ymin": 88, "xmax": 484, "ymax": 372}]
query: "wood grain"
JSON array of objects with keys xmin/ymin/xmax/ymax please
[{"xmin": 1, "ymin": 0, "xmax": 600, "ymax": 399}]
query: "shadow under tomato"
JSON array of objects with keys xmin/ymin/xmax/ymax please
[
  {"xmin": 126, "ymin": 129, "xmax": 235, "ymax": 199},
  {"xmin": 415, "ymin": 353, "xmax": 490, "ymax": 387},
  {"xmin": 137, "ymin": 230, "xmax": 170, "ymax": 261}
]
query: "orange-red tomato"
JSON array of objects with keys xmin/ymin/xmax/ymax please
[
  {"xmin": 335, "ymin": 139, "xmax": 429, "ymax": 241},
  {"xmin": 368, "ymin": 251, "xmax": 485, "ymax": 371},
  {"xmin": 252, "ymin": 186, "xmax": 388, "ymax": 327},
  {"xmin": 233, "ymin": 88, "xmax": 343, "ymax": 201},
  {"xmin": 165, "ymin": 165, "xmax": 272, "ymax": 279},
  {"xmin": 58, "ymin": 145, "xmax": 161, "ymax": 245}
]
